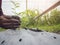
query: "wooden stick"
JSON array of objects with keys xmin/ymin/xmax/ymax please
[{"xmin": 34, "ymin": 1, "xmax": 60, "ymax": 20}]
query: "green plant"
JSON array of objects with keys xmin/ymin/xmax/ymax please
[
  {"xmin": 20, "ymin": 9, "xmax": 40, "ymax": 28},
  {"xmin": 11, "ymin": 1, "xmax": 60, "ymax": 33}
]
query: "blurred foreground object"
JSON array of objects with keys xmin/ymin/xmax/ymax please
[
  {"xmin": 0, "ymin": 15, "xmax": 21, "ymax": 29},
  {"xmin": 0, "ymin": 0, "xmax": 21, "ymax": 29}
]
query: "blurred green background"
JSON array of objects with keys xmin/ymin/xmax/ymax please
[{"xmin": 0, "ymin": 1, "xmax": 60, "ymax": 34}]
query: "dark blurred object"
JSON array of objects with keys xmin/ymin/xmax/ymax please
[
  {"xmin": 29, "ymin": 28, "xmax": 43, "ymax": 32},
  {"xmin": 0, "ymin": 0, "xmax": 21, "ymax": 30},
  {"xmin": 19, "ymin": 38, "xmax": 22, "ymax": 42},
  {"xmin": 53, "ymin": 36, "xmax": 56, "ymax": 39},
  {"xmin": 1, "ymin": 40, "xmax": 5, "ymax": 44},
  {"xmin": 24, "ymin": 27, "xmax": 43, "ymax": 32},
  {"xmin": 0, "ymin": 0, "xmax": 3, "ymax": 15},
  {"xmin": 0, "ymin": 15, "xmax": 21, "ymax": 29}
]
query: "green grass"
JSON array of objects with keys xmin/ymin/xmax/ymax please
[
  {"xmin": 0, "ymin": 24, "xmax": 60, "ymax": 33},
  {"xmin": 38, "ymin": 24, "xmax": 60, "ymax": 33},
  {"xmin": 0, "ymin": 28, "xmax": 6, "ymax": 32}
]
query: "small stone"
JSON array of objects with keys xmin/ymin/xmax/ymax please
[
  {"xmin": 1, "ymin": 40, "xmax": 5, "ymax": 44},
  {"xmin": 53, "ymin": 36, "xmax": 56, "ymax": 39},
  {"xmin": 19, "ymin": 39, "xmax": 22, "ymax": 42}
]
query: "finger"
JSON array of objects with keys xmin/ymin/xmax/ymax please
[
  {"xmin": 4, "ymin": 15, "xmax": 21, "ymax": 22},
  {"xmin": 11, "ymin": 19, "xmax": 19, "ymax": 22},
  {"xmin": 3, "ymin": 15, "xmax": 12, "ymax": 19},
  {"xmin": 12, "ymin": 16, "xmax": 20, "ymax": 20},
  {"xmin": 10, "ymin": 19, "xmax": 20, "ymax": 25},
  {"xmin": 1, "ymin": 19, "xmax": 11, "ymax": 23},
  {"xmin": 2, "ymin": 22, "xmax": 20, "ymax": 26},
  {"xmin": 2, "ymin": 25, "xmax": 19, "ymax": 29},
  {"xmin": 2, "ymin": 23, "xmax": 20, "ymax": 26},
  {"xmin": 1, "ymin": 19, "xmax": 20, "ymax": 24}
]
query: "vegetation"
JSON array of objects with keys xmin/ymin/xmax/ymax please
[
  {"xmin": 0, "ymin": 1, "xmax": 60, "ymax": 33},
  {"xmin": 20, "ymin": 9, "xmax": 60, "ymax": 33}
]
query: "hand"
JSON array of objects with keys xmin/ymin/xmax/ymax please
[{"xmin": 0, "ymin": 15, "xmax": 21, "ymax": 29}]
